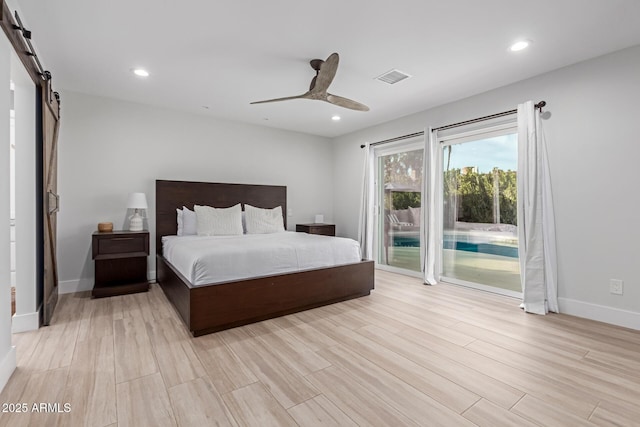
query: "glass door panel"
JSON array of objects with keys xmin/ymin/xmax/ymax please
[
  {"xmin": 376, "ymin": 147, "xmax": 423, "ymax": 273},
  {"xmin": 441, "ymin": 131, "xmax": 521, "ymax": 293}
]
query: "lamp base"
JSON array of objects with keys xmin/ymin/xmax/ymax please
[{"xmin": 129, "ymin": 211, "xmax": 143, "ymax": 232}]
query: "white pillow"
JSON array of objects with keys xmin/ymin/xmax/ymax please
[
  {"xmin": 195, "ymin": 204, "xmax": 243, "ymax": 236},
  {"xmin": 177, "ymin": 206, "xmax": 197, "ymax": 236},
  {"xmin": 177, "ymin": 208, "xmax": 183, "ymax": 235},
  {"xmin": 244, "ymin": 204, "xmax": 285, "ymax": 234}
]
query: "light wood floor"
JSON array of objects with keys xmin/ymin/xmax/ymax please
[{"xmin": 2, "ymin": 270, "xmax": 640, "ymax": 426}]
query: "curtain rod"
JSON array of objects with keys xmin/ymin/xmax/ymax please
[
  {"xmin": 360, "ymin": 101, "xmax": 546, "ymax": 148},
  {"xmin": 359, "ymin": 131, "xmax": 424, "ymax": 149},
  {"xmin": 433, "ymin": 101, "xmax": 546, "ymax": 132}
]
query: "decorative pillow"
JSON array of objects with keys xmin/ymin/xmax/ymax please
[
  {"xmin": 244, "ymin": 204, "xmax": 285, "ymax": 234},
  {"xmin": 195, "ymin": 204, "xmax": 243, "ymax": 236},
  {"xmin": 177, "ymin": 206, "xmax": 197, "ymax": 236},
  {"xmin": 408, "ymin": 206, "xmax": 421, "ymax": 226}
]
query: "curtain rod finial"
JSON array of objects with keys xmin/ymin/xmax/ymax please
[
  {"xmin": 360, "ymin": 144, "xmax": 366, "ymax": 149},
  {"xmin": 536, "ymin": 101, "xmax": 546, "ymax": 111}
]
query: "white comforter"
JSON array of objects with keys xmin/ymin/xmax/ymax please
[{"xmin": 162, "ymin": 231, "xmax": 362, "ymax": 286}]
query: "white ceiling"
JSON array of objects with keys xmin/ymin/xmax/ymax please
[{"xmin": 14, "ymin": 0, "xmax": 640, "ymax": 137}]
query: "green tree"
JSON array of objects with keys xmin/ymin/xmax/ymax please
[
  {"xmin": 443, "ymin": 168, "xmax": 517, "ymax": 225},
  {"xmin": 392, "ymin": 192, "xmax": 421, "ymax": 210},
  {"xmin": 382, "ymin": 149, "xmax": 423, "ymax": 210}
]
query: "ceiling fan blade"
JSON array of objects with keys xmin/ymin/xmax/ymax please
[
  {"xmin": 311, "ymin": 53, "xmax": 339, "ymax": 94},
  {"xmin": 326, "ymin": 93, "xmax": 370, "ymax": 111},
  {"xmin": 250, "ymin": 93, "xmax": 309, "ymax": 105}
]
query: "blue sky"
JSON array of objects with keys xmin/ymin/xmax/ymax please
[{"xmin": 445, "ymin": 133, "xmax": 518, "ymax": 173}]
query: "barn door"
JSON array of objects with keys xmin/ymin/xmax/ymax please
[{"xmin": 42, "ymin": 77, "xmax": 60, "ymax": 325}]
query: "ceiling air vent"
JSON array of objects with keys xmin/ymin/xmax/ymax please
[{"xmin": 376, "ymin": 69, "xmax": 411, "ymax": 85}]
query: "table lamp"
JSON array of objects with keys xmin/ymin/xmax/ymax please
[{"xmin": 127, "ymin": 192, "xmax": 148, "ymax": 231}]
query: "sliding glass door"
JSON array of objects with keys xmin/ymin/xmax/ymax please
[
  {"xmin": 374, "ymin": 140, "xmax": 423, "ymax": 274},
  {"xmin": 440, "ymin": 124, "xmax": 521, "ymax": 296}
]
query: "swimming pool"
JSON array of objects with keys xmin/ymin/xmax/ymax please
[{"xmin": 392, "ymin": 234, "xmax": 519, "ymax": 258}]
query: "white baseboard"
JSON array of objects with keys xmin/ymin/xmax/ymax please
[
  {"xmin": 59, "ymin": 277, "xmax": 93, "ymax": 294},
  {"xmin": 59, "ymin": 270, "xmax": 157, "ymax": 295},
  {"xmin": 0, "ymin": 346, "xmax": 16, "ymax": 394},
  {"xmin": 558, "ymin": 297, "xmax": 640, "ymax": 330},
  {"xmin": 11, "ymin": 309, "xmax": 40, "ymax": 333}
]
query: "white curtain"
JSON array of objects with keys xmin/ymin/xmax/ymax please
[
  {"xmin": 423, "ymin": 128, "xmax": 440, "ymax": 285},
  {"xmin": 517, "ymin": 101, "xmax": 558, "ymax": 314},
  {"xmin": 358, "ymin": 143, "xmax": 375, "ymax": 260}
]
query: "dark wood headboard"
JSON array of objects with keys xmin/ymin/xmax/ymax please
[{"xmin": 155, "ymin": 180, "xmax": 287, "ymax": 254}]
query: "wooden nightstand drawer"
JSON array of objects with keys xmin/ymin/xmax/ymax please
[
  {"xmin": 296, "ymin": 223, "xmax": 336, "ymax": 236},
  {"xmin": 93, "ymin": 231, "xmax": 149, "ymax": 260},
  {"xmin": 98, "ymin": 236, "xmax": 145, "ymax": 254}
]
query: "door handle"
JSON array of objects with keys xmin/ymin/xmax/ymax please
[{"xmin": 47, "ymin": 191, "xmax": 60, "ymax": 214}]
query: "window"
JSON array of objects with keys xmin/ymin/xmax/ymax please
[
  {"xmin": 374, "ymin": 139, "xmax": 423, "ymax": 275},
  {"xmin": 439, "ymin": 123, "xmax": 521, "ymax": 296}
]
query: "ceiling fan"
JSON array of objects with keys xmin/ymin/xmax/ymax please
[{"xmin": 250, "ymin": 52, "xmax": 369, "ymax": 112}]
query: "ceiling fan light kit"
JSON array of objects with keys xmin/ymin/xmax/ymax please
[{"xmin": 251, "ymin": 52, "xmax": 369, "ymax": 112}]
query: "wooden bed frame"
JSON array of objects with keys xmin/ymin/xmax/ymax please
[{"xmin": 155, "ymin": 180, "xmax": 374, "ymax": 336}]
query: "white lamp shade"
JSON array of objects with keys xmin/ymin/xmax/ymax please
[{"xmin": 127, "ymin": 192, "xmax": 148, "ymax": 209}]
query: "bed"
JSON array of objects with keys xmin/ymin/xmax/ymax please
[{"xmin": 155, "ymin": 180, "xmax": 375, "ymax": 336}]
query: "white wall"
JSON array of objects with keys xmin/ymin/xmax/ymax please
[
  {"xmin": 332, "ymin": 45, "xmax": 640, "ymax": 328},
  {"xmin": 11, "ymin": 52, "xmax": 38, "ymax": 333},
  {"xmin": 57, "ymin": 92, "xmax": 335, "ymax": 293},
  {"xmin": 0, "ymin": 35, "xmax": 17, "ymax": 394}
]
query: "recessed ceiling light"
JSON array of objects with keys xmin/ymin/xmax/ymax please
[
  {"xmin": 132, "ymin": 68, "xmax": 149, "ymax": 77},
  {"xmin": 331, "ymin": 115, "xmax": 341, "ymax": 121},
  {"xmin": 509, "ymin": 40, "xmax": 530, "ymax": 52}
]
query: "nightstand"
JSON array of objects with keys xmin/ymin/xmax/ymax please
[
  {"xmin": 92, "ymin": 230, "xmax": 150, "ymax": 298},
  {"xmin": 296, "ymin": 223, "xmax": 336, "ymax": 236}
]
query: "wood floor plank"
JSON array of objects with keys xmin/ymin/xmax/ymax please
[
  {"xmin": 277, "ymin": 315, "xmax": 339, "ymax": 351},
  {"xmin": 317, "ymin": 345, "xmax": 479, "ymax": 425},
  {"xmin": 24, "ymin": 311, "xmax": 79, "ymax": 371},
  {"xmin": 342, "ymin": 298, "xmax": 411, "ymax": 333},
  {"xmin": 311, "ymin": 303, "xmax": 370, "ymax": 330},
  {"xmin": 305, "ymin": 365, "xmax": 419, "ymax": 426},
  {"xmin": 79, "ymin": 296, "xmax": 115, "ymax": 342},
  {"xmin": 462, "ymin": 398, "xmax": 539, "ymax": 427},
  {"xmin": 466, "ymin": 339, "xmax": 640, "ymax": 406},
  {"xmin": 362, "ymin": 296, "xmax": 476, "ymax": 345},
  {"xmin": 168, "ymin": 377, "xmax": 236, "ymax": 427},
  {"xmin": 0, "ymin": 367, "xmax": 30, "ymax": 411},
  {"xmin": 358, "ymin": 324, "xmax": 525, "ymax": 409},
  {"xmin": 511, "ymin": 394, "xmax": 598, "ymax": 427},
  {"xmin": 0, "ymin": 367, "xmax": 70, "ymax": 427},
  {"xmin": 583, "ymin": 348, "xmax": 640, "ymax": 380},
  {"xmin": 452, "ymin": 320, "xmax": 586, "ymax": 361},
  {"xmin": 11, "ymin": 330, "xmax": 42, "ymax": 368},
  {"xmin": 400, "ymin": 325, "xmax": 600, "ymax": 419},
  {"xmin": 116, "ymin": 372, "xmax": 176, "ymax": 427},
  {"xmin": 288, "ymin": 395, "xmax": 358, "ymax": 427},
  {"xmin": 145, "ymin": 318, "xmax": 206, "ymax": 389},
  {"xmin": 60, "ymin": 335, "xmax": 116, "ymax": 427},
  {"xmin": 366, "ymin": 291, "xmax": 461, "ymax": 328},
  {"xmin": 308, "ymin": 319, "xmax": 481, "ymax": 414},
  {"xmin": 222, "ymin": 382, "xmax": 297, "ymax": 427},
  {"xmin": 220, "ymin": 328, "xmax": 319, "ymax": 409},
  {"xmin": 253, "ymin": 329, "xmax": 331, "ymax": 376},
  {"xmin": 191, "ymin": 334, "xmax": 258, "ymax": 395},
  {"xmin": 113, "ymin": 317, "xmax": 158, "ymax": 384},
  {"xmin": 589, "ymin": 399, "xmax": 640, "ymax": 427},
  {"xmin": 446, "ymin": 309, "xmax": 591, "ymax": 358}
]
